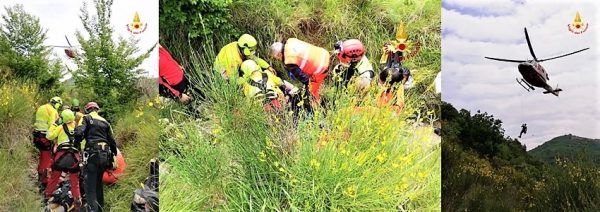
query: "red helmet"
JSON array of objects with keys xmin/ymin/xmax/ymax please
[
  {"xmin": 336, "ymin": 39, "xmax": 365, "ymax": 64},
  {"xmin": 85, "ymin": 102, "xmax": 100, "ymax": 113}
]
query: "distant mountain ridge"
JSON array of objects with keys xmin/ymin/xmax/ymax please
[{"xmin": 528, "ymin": 134, "xmax": 600, "ymax": 164}]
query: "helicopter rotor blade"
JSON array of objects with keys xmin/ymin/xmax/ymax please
[
  {"xmin": 65, "ymin": 35, "xmax": 73, "ymax": 47},
  {"xmin": 524, "ymin": 28, "xmax": 538, "ymax": 61},
  {"xmin": 538, "ymin": 48, "xmax": 590, "ymax": 62},
  {"xmin": 484, "ymin": 57, "xmax": 526, "ymax": 63}
]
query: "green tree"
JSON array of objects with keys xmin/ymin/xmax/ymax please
[
  {"xmin": 0, "ymin": 4, "xmax": 62, "ymax": 93},
  {"xmin": 72, "ymin": 0, "xmax": 154, "ymax": 120},
  {"xmin": 159, "ymin": 0, "xmax": 238, "ymax": 68},
  {"xmin": 159, "ymin": 0, "xmax": 236, "ymax": 41}
]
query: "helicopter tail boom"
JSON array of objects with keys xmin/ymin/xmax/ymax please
[{"xmin": 543, "ymin": 86, "xmax": 562, "ymax": 97}]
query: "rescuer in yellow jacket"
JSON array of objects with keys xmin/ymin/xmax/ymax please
[
  {"xmin": 33, "ymin": 96, "xmax": 62, "ymax": 190},
  {"xmin": 214, "ymin": 34, "xmax": 275, "ymax": 82},
  {"xmin": 45, "ymin": 109, "xmax": 82, "ymax": 208},
  {"xmin": 239, "ymin": 60, "xmax": 298, "ymax": 110}
]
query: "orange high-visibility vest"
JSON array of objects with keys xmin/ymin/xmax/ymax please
[{"xmin": 283, "ymin": 38, "xmax": 330, "ymax": 77}]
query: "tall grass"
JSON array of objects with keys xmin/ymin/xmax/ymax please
[
  {"xmin": 0, "ymin": 80, "xmax": 42, "ymax": 211},
  {"xmin": 104, "ymin": 98, "xmax": 161, "ymax": 210},
  {"xmin": 161, "ymin": 0, "xmax": 441, "ymax": 117},
  {"xmin": 160, "ymin": 1, "xmax": 441, "ymax": 210},
  {"xmin": 160, "ymin": 46, "xmax": 441, "ymax": 210}
]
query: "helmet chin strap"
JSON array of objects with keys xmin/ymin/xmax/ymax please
[{"xmin": 239, "ymin": 46, "xmax": 251, "ymax": 58}]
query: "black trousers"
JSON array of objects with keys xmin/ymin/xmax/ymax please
[
  {"xmin": 83, "ymin": 150, "xmax": 110, "ymax": 212},
  {"xmin": 159, "ymin": 75, "xmax": 189, "ymax": 100}
]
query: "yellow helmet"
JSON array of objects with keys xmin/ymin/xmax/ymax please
[
  {"xmin": 238, "ymin": 34, "xmax": 257, "ymax": 56},
  {"xmin": 60, "ymin": 109, "xmax": 75, "ymax": 123},
  {"xmin": 240, "ymin": 60, "xmax": 261, "ymax": 77},
  {"xmin": 50, "ymin": 96, "xmax": 63, "ymax": 110}
]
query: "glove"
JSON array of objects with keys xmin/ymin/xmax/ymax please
[
  {"xmin": 283, "ymin": 81, "xmax": 297, "ymax": 96},
  {"xmin": 179, "ymin": 93, "xmax": 192, "ymax": 104},
  {"xmin": 55, "ymin": 117, "xmax": 63, "ymax": 126},
  {"xmin": 111, "ymin": 156, "xmax": 118, "ymax": 170},
  {"xmin": 254, "ymin": 57, "xmax": 271, "ymax": 69}
]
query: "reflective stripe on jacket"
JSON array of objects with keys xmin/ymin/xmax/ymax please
[{"xmin": 283, "ymin": 38, "xmax": 330, "ymax": 77}]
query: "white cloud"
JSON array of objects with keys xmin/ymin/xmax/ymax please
[
  {"xmin": 443, "ymin": 0, "xmax": 523, "ymax": 17},
  {"xmin": 0, "ymin": 0, "xmax": 158, "ymax": 78},
  {"xmin": 442, "ymin": 0, "xmax": 600, "ymax": 149}
]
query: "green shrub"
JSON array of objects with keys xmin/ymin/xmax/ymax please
[
  {"xmin": 0, "ymin": 5, "xmax": 63, "ymax": 95},
  {"xmin": 442, "ymin": 101, "xmax": 600, "ymax": 211},
  {"xmin": 0, "ymin": 80, "xmax": 42, "ymax": 210},
  {"xmin": 72, "ymin": 0, "xmax": 153, "ymax": 122}
]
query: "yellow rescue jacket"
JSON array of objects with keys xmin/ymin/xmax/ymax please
[
  {"xmin": 47, "ymin": 122, "xmax": 77, "ymax": 146},
  {"xmin": 242, "ymin": 70, "xmax": 285, "ymax": 99},
  {"xmin": 74, "ymin": 111, "xmax": 84, "ymax": 125},
  {"xmin": 333, "ymin": 56, "xmax": 374, "ymax": 83},
  {"xmin": 214, "ymin": 42, "xmax": 243, "ymax": 80},
  {"xmin": 214, "ymin": 42, "xmax": 270, "ymax": 80},
  {"xmin": 34, "ymin": 103, "xmax": 59, "ymax": 132}
]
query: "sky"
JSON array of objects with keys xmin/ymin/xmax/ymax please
[
  {"xmin": 442, "ymin": 0, "xmax": 600, "ymax": 149},
  {"xmin": 0, "ymin": 0, "xmax": 158, "ymax": 78}
]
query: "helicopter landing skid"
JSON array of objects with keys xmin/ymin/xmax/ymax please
[{"xmin": 516, "ymin": 78, "xmax": 535, "ymax": 92}]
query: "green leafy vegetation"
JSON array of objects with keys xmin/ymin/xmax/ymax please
[
  {"xmin": 160, "ymin": 0, "xmax": 441, "ymax": 210},
  {"xmin": 442, "ymin": 101, "xmax": 600, "ymax": 211},
  {"xmin": 0, "ymin": 4, "xmax": 63, "ymax": 96},
  {"xmin": 73, "ymin": 0, "xmax": 154, "ymax": 122},
  {"xmin": 104, "ymin": 96, "xmax": 160, "ymax": 210},
  {"xmin": 0, "ymin": 81, "xmax": 41, "ymax": 211},
  {"xmin": 0, "ymin": 1, "xmax": 158, "ymax": 210}
]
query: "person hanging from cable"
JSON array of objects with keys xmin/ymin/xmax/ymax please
[{"xmin": 519, "ymin": 123, "xmax": 527, "ymax": 138}]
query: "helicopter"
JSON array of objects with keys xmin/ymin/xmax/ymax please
[
  {"xmin": 48, "ymin": 35, "xmax": 78, "ymax": 59},
  {"xmin": 484, "ymin": 28, "xmax": 589, "ymax": 96}
]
